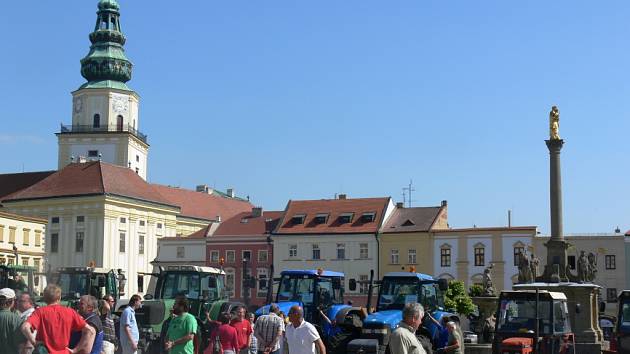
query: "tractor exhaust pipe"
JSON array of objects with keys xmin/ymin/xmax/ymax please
[
  {"xmin": 266, "ymin": 264, "xmax": 274, "ymax": 305},
  {"xmin": 366, "ymin": 269, "xmax": 374, "ymax": 314}
]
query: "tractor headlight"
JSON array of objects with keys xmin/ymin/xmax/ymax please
[{"xmin": 362, "ymin": 328, "xmax": 388, "ymax": 335}]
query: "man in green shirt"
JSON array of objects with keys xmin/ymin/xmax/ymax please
[
  {"xmin": 165, "ymin": 299, "xmax": 198, "ymax": 354},
  {"xmin": 0, "ymin": 288, "xmax": 26, "ymax": 354},
  {"xmin": 441, "ymin": 321, "xmax": 463, "ymax": 354}
]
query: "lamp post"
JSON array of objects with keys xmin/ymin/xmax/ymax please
[{"xmin": 242, "ymin": 257, "xmax": 250, "ymax": 307}]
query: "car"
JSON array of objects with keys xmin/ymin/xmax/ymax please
[{"xmin": 463, "ymin": 331, "xmax": 478, "ymax": 344}]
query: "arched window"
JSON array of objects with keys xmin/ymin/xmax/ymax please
[
  {"xmin": 93, "ymin": 114, "xmax": 100, "ymax": 128},
  {"xmin": 471, "ymin": 273, "xmax": 484, "ymax": 287},
  {"xmin": 116, "ymin": 115, "xmax": 124, "ymax": 131}
]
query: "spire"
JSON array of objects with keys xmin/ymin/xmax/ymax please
[{"xmin": 79, "ymin": 0, "xmax": 133, "ymax": 91}]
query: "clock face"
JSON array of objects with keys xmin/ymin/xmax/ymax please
[
  {"xmin": 112, "ymin": 95, "xmax": 129, "ymax": 113},
  {"xmin": 73, "ymin": 97, "xmax": 83, "ymax": 113}
]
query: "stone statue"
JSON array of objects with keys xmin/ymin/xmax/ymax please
[
  {"xmin": 482, "ymin": 265, "xmax": 496, "ymax": 296},
  {"xmin": 577, "ymin": 250, "xmax": 589, "ymax": 283},
  {"xmin": 530, "ymin": 253, "xmax": 540, "ymax": 281},
  {"xmin": 518, "ymin": 250, "xmax": 533, "ymax": 283},
  {"xmin": 549, "ymin": 105, "xmax": 560, "ymax": 140},
  {"xmin": 587, "ymin": 252, "xmax": 597, "ymax": 282}
]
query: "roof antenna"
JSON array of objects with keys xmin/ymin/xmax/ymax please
[{"xmin": 403, "ymin": 179, "xmax": 415, "ymax": 208}]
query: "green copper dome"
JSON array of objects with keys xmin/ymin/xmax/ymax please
[{"xmin": 79, "ymin": 0, "xmax": 132, "ymax": 90}]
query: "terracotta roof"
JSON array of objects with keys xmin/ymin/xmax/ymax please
[
  {"xmin": 186, "ymin": 225, "xmax": 212, "ymax": 239},
  {"xmin": 434, "ymin": 226, "xmax": 537, "ymax": 233},
  {"xmin": 275, "ymin": 197, "xmax": 390, "ymax": 235},
  {"xmin": 151, "ymin": 184, "xmax": 253, "ymax": 222},
  {"xmin": 0, "ymin": 171, "xmax": 55, "ymax": 200},
  {"xmin": 382, "ymin": 206, "xmax": 443, "ymax": 233},
  {"xmin": 2, "ymin": 161, "xmax": 176, "ymax": 207},
  {"xmin": 214, "ymin": 210, "xmax": 284, "ymax": 237}
]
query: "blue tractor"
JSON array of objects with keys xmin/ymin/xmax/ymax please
[
  {"xmin": 347, "ymin": 271, "xmax": 455, "ymax": 354},
  {"xmin": 256, "ymin": 269, "xmax": 364, "ymax": 353}
]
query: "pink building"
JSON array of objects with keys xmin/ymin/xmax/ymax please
[{"xmin": 205, "ymin": 207, "xmax": 282, "ymax": 309}]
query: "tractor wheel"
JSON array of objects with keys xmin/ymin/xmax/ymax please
[
  {"xmin": 416, "ymin": 334, "xmax": 433, "ymax": 354},
  {"xmin": 326, "ymin": 331, "xmax": 356, "ymax": 354}
]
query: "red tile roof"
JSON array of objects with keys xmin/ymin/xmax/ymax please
[
  {"xmin": 0, "ymin": 171, "xmax": 55, "ymax": 200},
  {"xmin": 2, "ymin": 162, "xmax": 175, "ymax": 207},
  {"xmin": 151, "ymin": 184, "xmax": 253, "ymax": 222},
  {"xmin": 214, "ymin": 210, "xmax": 284, "ymax": 236},
  {"xmin": 275, "ymin": 197, "xmax": 391, "ymax": 234},
  {"xmin": 382, "ymin": 206, "xmax": 444, "ymax": 233}
]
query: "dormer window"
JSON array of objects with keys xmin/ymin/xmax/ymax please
[
  {"xmin": 291, "ymin": 214, "xmax": 306, "ymax": 225},
  {"xmin": 338, "ymin": 213, "xmax": 354, "ymax": 224},
  {"xmin": 240, "ymin": 218, "xmax": 249, "ymax": 224},
  {"xmin": 361, "ymin": 212, "xmax": 376, "ymax": 222},
  {"xmin": 313, "ymin": 213, "xmax": 329, "ymax": 224}
]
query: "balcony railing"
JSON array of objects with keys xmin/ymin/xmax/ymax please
[{"xmin": 59, "ymin": 124, "xmax": 148, "ymax": 144}]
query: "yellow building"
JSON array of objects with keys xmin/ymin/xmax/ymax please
[{"xmin": 0, "ymin": 210, "xmax": 47, "ymax": 293}]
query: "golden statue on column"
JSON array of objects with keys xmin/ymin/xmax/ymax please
[{"xmin": 549, "ymin": 105, "xmax": 560, "ymax": 140}]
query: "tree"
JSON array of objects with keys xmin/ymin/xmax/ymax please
[{"xmin": 444, "ymin": 280, "xmax": 475, "ymax": 315}]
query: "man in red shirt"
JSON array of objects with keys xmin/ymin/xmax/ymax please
[
  {"xmin": 21, "ymin": 284, "xmax": 96, "ymax": 354},
  {"xmin": 230, "ymin": 306, "xmax": 252, "ymax": 354}
]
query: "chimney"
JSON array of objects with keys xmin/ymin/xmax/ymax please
[
  {"xmin": 227, "ymin": 188, "xmax": 235, "ymax": 198},
  {"xmin": 196, "ymin": 185, "xmax": 211, "ymax": 194},
  {"xmin": 338, "ymin": 194, "xmax": 347, "ymax": 200},
  {"xmin": 441, "ymin": 200, "xmax": 448, "ymax": 207},
  {"xmin": 252, "ymin": 207, "xmax": 263, "ymax": 218},
  {"xmin": 396, "ymin": 202, "xmax": 404, "ymax": 208},
  {"xmin": 79, "ymin": 156, "xmax": 88, "ymax": 164}
]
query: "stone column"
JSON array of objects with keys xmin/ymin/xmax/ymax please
[{"xmin": 543, "ymin": 139, "xmax": 569, "ymax": 282}]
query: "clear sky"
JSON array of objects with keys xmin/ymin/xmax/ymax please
[{"xmin": 2, "ymin": 1, "xmax": 630, "ymax": 234}]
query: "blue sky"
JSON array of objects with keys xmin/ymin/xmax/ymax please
[{"xmin": 2, "ymin": 1, "xmax": 630, "ymax": 234}]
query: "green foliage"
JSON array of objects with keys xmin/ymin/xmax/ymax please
[
  {"xmin": 468, "ymin": 284, "xmax": 484, "ymax": 297},
  {"xmin": 444, "ymin": 280, "xmax": 475, "ymax": 315}
]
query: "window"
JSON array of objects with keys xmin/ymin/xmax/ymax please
[
  {"xmin": 313, "ymin": 213, "xmax": 328, "ymax": 224},
  {"xmin": 119, "ymin": 233, "xmax": 126, "ymax": 253},
  {"xmin": 88, "ymin": 150, "xmax": 98, "ymax": 158},
  {"xmin": 138, "ymin": 235, "xmax": 145, "ymax": 254},
  {"xmin": 225, "ymin": 268, "xmax": 235, "ymax": 298},
  {"xmin": 75, "ymin": 232, "xmax": 84, "ymax": 252},
  {"xmin": 258, "ymin": 250, "xmax": 268, "ymax": 263},
  {"xmin": 120, "ymin": 217, "xmax": 126, "ymax": 224},
  {"xmin": 441, "ymin": 248, "xmax": 451, "ymax": 267},
  {"xmin": 513, "ymin": 246, "xmax": 524, "ymax": 266},
  {"xmin": 291, "ymin": 214, "xmax": 306, "ymax": 224},
  {"xmin": 242, "ymin": 267, "xmax": 252, "ymax": 298},
  {"xmin": 226, "ymin": 250, "xmax": 235, "ymax": 263},
  {"xmin": 289, "ymin": 244, "xmax": 297, "ymax": 258},
  {"xmin": 77, "ymin": 216, "xmax": 85, "ymax": 223},
  {"xmin": 23, "ymin": 229, "xmax": 30, "ymax": 246},
  {"xmin": 257, "ymin": 268, "xmax": 269, "ymax": 298},
  {"xmin": 176, "ymin": 246, "xmax": 185, "ymax": 258},
  {"xmin": 9, "ymin": 228, "xmax": 16, "ymax": 243},
  {"xmin": 337, "ymin": 243, "xmax": 346, "ymax": 259},
  {"xmin": 359, "ymin": 274, "xmax": 369, "ymax": 294},
  {"xmin": 52, "ymin": 217, "xmax": 60, "ymax": 224},
  {"xmin": 208, "ymin": 250, "xmax": 218, "ymax": 263},
  {"xmin": 33, "ymin": 259, "xmax": 40, "ymax": 271},
  {"xmin": 138, "ymin": 275, "xmax": 144, "ymax": 293},
  {"xmin": 474, "ymin": 247, "xmax": 485, "ymax": 266},
  {"xmin": 607, "ymin": 288, "xmax": 618, "ymax": 303},
  {"xmin": 391, "ymin": 249, "xmax": 399, "ymax": 264},
  {"xmin": 139, "ymin": 220, "xmax": 145, "ymax": 227},
  {"xmin": 35, "ymin": 231, "xmax": 41, "ymax": 247},
  {"xmin": 93, "ymin": 114, "xmax": 100, "ymax": 128},
  {"xmin": 135, "ymin": 168, "xmax": 139, "ymax": 174},
  {"xmin": 605, "ymin": 255, "xmax": 616, "ymax": 270},
  {"xmin": 338, "ymin": 213, "xmax": 354, "ymax": 224},
  {"xmin": 157, "ymin": 223, "xmax": 163, "ymax": 229},
  {"xmin": 361, "ymin": 212, "xmax": 376, "ymax": 222},
  {"xmin": 136, "ymin": 155, "xmax": 140, "ymax": 162},
  {"xmin": 408, "ymin": 249, "xmax": 417, "ymax": 264},
  {"xmin": 360, "ymin": 243, "xmax": 369, "ymax": 259},
  {"xmin": 312, "ymin": 244, "xmax": 320, "ymax": 260},
  {"xmin": 243, "ymin": 250, "xmax": 252, "ymax": 262},
  {"xmin": 50, "ymin": 233, "xmax": 59, "ymax": 253},
  {"xmin": 22, "ymin": 259, "xmax": 29, "ymax": 266},
  {"xmin": 568, "ymin": 255, "xmax": 576, "ymax": 270},
  {"xmin": 7, "ymin": 258, "xmax": 14, "ymax": 265}
]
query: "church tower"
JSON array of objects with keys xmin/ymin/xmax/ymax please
[{"xmin": 57, "ymin": 0, "xmax": 148, "ymax": 180}]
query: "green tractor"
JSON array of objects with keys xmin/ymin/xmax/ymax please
[
  {"xmin": 50, "ymin": 267, "xmax": 123, "ymax": 307},
  {"xmin": 0, "ymin": 264, "xmax": 36, "ymax": 294},
  {"xmin": 136, "ymin": 265, "xmax": 243, "ymax": 354}
]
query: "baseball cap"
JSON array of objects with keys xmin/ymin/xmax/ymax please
[{"xmin": 0, "ymin": 288, "xmax": 16, "ymax": 299}]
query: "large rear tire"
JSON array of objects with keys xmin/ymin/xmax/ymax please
[{"xmin": 416, "ymin": 334, "xmax": 433, "ymax": 354}]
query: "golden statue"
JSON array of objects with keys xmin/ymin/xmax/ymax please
[{"xmin": 549, "ymin": 105, "xmax": 560, "ymax": 140}]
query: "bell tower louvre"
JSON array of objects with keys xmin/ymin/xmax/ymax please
[{"xmin": 57, "ymin": 0, "xmax": 149, "ymax": 180}]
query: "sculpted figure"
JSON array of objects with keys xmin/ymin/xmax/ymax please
[
  {"xmin": 530, "ymin": 253, "xmax": 540, "ymax": 281},
  {"xmin": 518, "ymin": 250, "xmax": 533, "ymax": 284},
  {"xmin": 577, "ymin": 250, "xmax": 588, "ymax": 283},
  {"xmin": 482, "ymin": 265, "xmax": 496, "ymax": 296},
  {"xmin": 549, "ymin": 106, "xmax": 560, "ymax": 140},
  {"xmin": 587, "ymin": 252, "xmax": 597, "ymax": 282}
]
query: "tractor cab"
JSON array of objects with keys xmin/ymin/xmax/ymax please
[
  {"xmin": 494, "ymin": 290, "xmax": 575, "ymax": 354},
  {"xmin": 0, "ymin": 264, "xmax": 35, "ymax": 294},
  {"xmin": 613, "ymin": 290, "xmax": 630, "ymax": 353},
  {"xmin": 52, "ymin": 267, "xmax": 121, "ymax": 306}
]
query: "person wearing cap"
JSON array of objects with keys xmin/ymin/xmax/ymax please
[{"xmin": 0, "ymin": 287, "xmax": 27, "ymax": 353}]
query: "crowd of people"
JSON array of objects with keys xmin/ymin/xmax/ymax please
[{"xmin": 1, "ymin": 285, "xmax": 460, "ymax": 354}]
